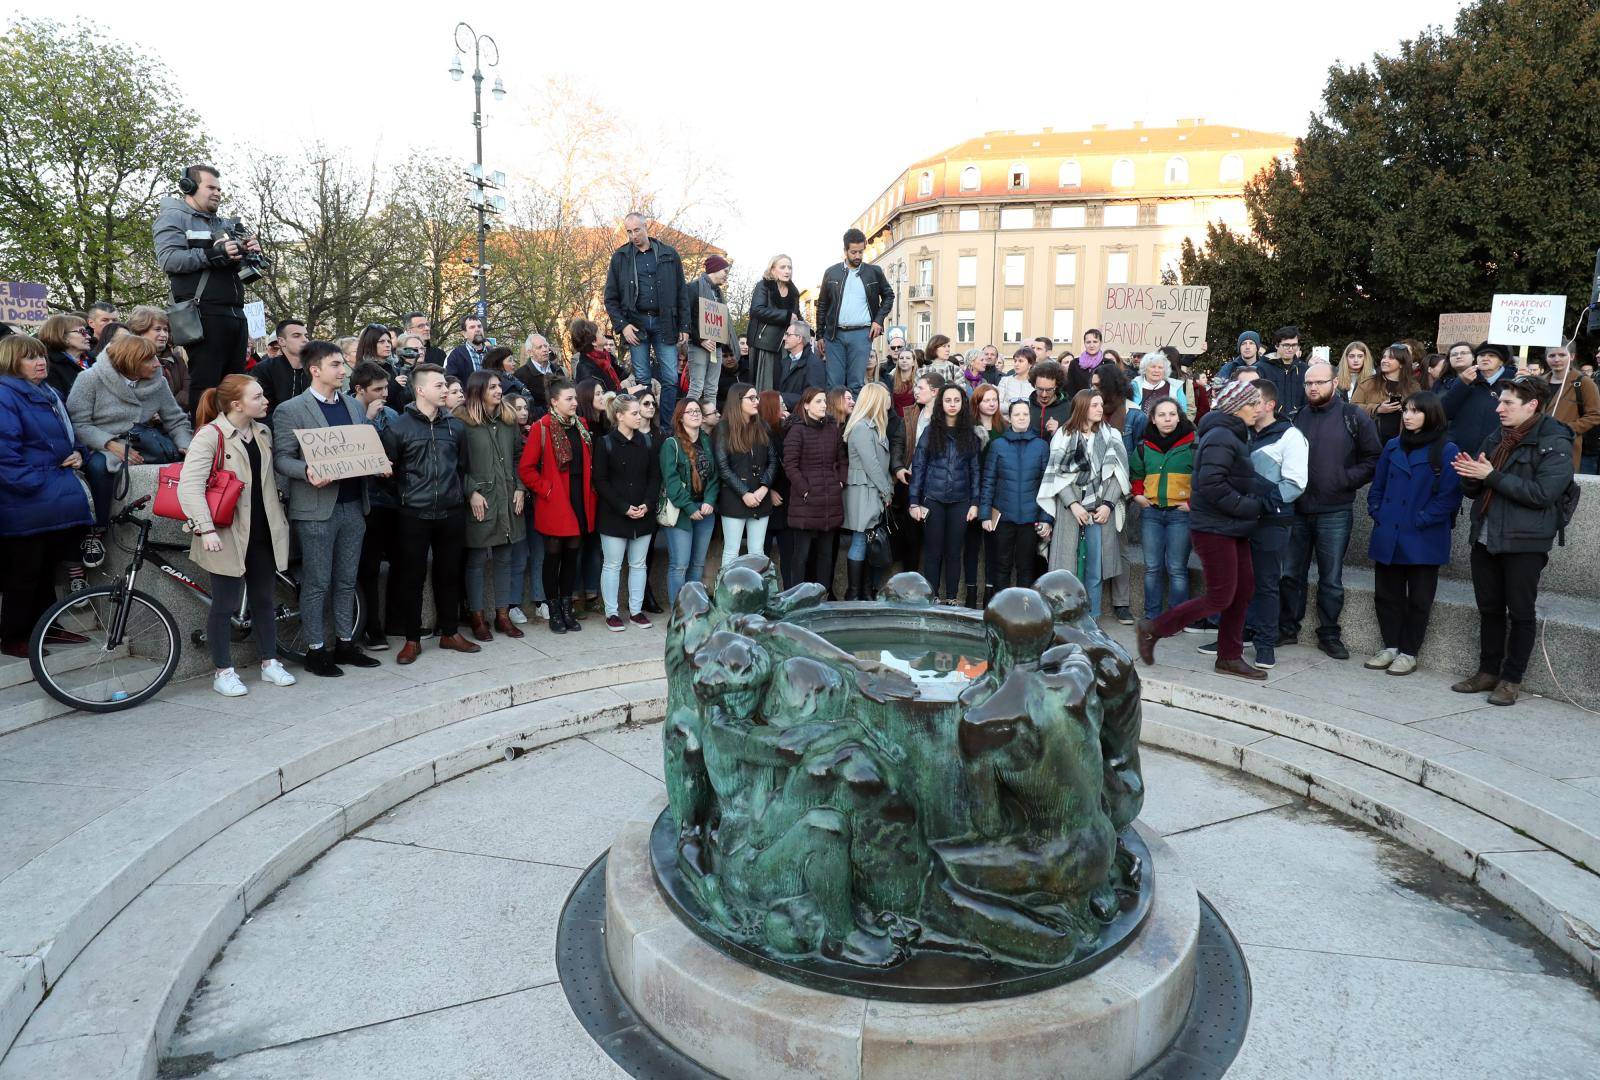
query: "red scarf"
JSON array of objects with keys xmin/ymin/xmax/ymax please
[{"xmin": 586, "ymin": 349, "xmax": 622, "ymax": 392}]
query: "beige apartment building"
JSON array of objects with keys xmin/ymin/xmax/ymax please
[{"xmin": 852, "ymin": 120, "xmax": 1295, "ymax": 352}]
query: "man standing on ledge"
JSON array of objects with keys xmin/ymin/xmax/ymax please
[
  {"xmin": 604, "ymin": 211, "xmax": 690, "ymax": 419},
  {"xmin": 153, "ymin": 164, "xmax": 255, "ymax": 405},
  {"xmin": 817, "ymin": 228, "xmax": 894, "ymax": 395}
]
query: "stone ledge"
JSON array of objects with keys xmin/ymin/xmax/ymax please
[
  {"xmin": 0, "ymin": 684, "xmax": 667, "ymax": 1079},
  {"xmin": 0, "ymin": 656, "xmax": 665, "ymax": 1063},
  {"xmin": 606, "ymin": 800, "xmax": 1198, "ymax": 1080}
]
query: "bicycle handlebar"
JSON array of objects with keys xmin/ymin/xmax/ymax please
[{"xmin": 112, "ymin": 495, "xmax": 153, "ymax": 524}]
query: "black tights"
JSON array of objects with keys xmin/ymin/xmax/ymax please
[{"xmin": 543, "ymin": 534, "xmax": 583, "ymax": 600}]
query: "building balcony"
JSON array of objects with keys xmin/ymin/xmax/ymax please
[{"xmin": 908, "ymin": 284, "xmax": 935, "ymax": 301}]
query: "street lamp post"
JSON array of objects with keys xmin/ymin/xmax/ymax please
[{"xmin": 450, "ymin": 22, "xmax": 506, "ymax": 327}]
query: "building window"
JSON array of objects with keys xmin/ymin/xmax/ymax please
[
  {"xmin": 1008, "ymin": 162, "xmax": 1028, "ymax": 190},
  {"xmin": 1103, "ymin": 204, "xmax": 1139, "ymax": 227},
  {"xmin": 999, "ymin": 207, "xmax": 1033, "ymax": 230},
  {"xmin": 1052, "ymin": 309, "xmax": 1074, "ymax": 344},
  {"xmin": 956, "ymin": 310, "xmax": 976, "ymax": 344},
  {"xmin": 1165, "ymin": 156, "xmax": 1189, "ymax": 184},
  {"xmin": 915, "ymin": 212, "xmax": 938, "ymax": 236},
  {"xmin": 1055, "ymin": 252, "xmax": 1077, "ymax": 286},
  {"xmin": 1219, "ymin": 154, "xmax": 1245, "ymax": 183},
  {"xmin": 1004, "ymin": 253, "xmax": 1026, "ymax": 286},
  {"xmin": 958, "ymin": 208, "xmax": 980, "ymax": 231},
  {"xmin": 1111, "ymin": 158, "xmax": 1135, "ymax": 188},
  {"xmin": 960, "ymin": 165, "xmax": 980, "ymax": 191},
  {"xmin": 1106, "ymin": 251, "xmax": 1130, "ymax": 284},
  {"xmin": 1050, "ymin": 206, "xmax": 1087, "ymax": 228},
  {"xmin": 1002, "ymin": 310, "xmax": 1024, "ymax": 343},
  {"xmin": 918, "ymin": 171, "xmax": 933, "ymax": 197},
  {"xmin": 917, "ymin": 259, "xmax": 933, "ymax": 288},
  {"xmin": 1155, "ymin": 201, "xmax": 1193, "ymax": 225},
  {"xmin": 916, "ymin": 312, "xmax": 931, "ymax": 345},
  {"xmin": 957, "ymin": 255, "xmax": 978, "ymax": 287},
  {"xmin": 1059, "ymin": 160, "xmax": 1081, "ymax": 187}
]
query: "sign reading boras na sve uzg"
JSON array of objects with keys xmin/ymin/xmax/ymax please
[
  {"xmin": 1, "ymin": 282, "xmax": 50, "ymax": 329},
  {"xmin": 1100, "ymin": 285, "xmax": 1211, "ymax": 352},
  {"xmin": 1488, "ymin": 294, "xmax": 1567, "ymax": 348}
]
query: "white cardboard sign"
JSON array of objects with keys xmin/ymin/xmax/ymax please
[{"xmin": 1488, "ymin": 294, "xmax": 1566, "ymax": 347}]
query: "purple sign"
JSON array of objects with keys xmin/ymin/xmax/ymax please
[{"xmin": 1, "ymin": 281, "xmax": 50, "ymax": 328}]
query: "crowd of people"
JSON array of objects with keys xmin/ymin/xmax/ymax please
[{"xmin": 0, "ymin": 186, "xmax": 1589, "ymax": 711}]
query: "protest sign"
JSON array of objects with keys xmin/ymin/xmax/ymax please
[
  {"xmin": 1100, "ymin": 285, "xmax": 1210, "ymax": 352},
  {"xmin": 1, "ymin": 282, "xmax": 50, "ymax": 329},
  {"xmin": 1488, "ymin": 294, "xmax": 1566, "ymax": 348},
  {"xmin": 244, "ymin": 301, "xmax": 267, "ymax": 340},
  {"xmin": 1436, "ymin": 312, "xmax": 1491, "ymax": 349},
  {"xmin": 294, "ymin": 425, "xmax": 390, "ymax": 481},
  {"xmin": 697, "ymin": 298, "xmax": 731, "ymax": 346}
]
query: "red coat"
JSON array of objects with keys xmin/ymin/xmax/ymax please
[{"xmin": 519, "ymin": 414, "xmax": 597, "ymax": 537}]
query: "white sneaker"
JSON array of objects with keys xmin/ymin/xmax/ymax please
[
  {"xmin": 507, "ymin": 606, "xmax": 528, "ymax": 625},
  {"xmin": 213, "ymin": 668, "xmax": 249, "ymax": 697},
  {"xmin": 535, "ymin": 603, "xmax": 550, "ymax": 620},
  {"xmin": 1387, "ymin": 653, "xmax": 1417, "ymax": 676},
  {"xmin": 260, "ymin": 659, "xmax": 297, "ymax": 686},
  {"xmin": 1364, "ymin": 648, "xmax": 1398, "ymax": 670}
]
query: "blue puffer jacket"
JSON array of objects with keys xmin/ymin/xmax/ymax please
[
  {"xmin": 909, "ymin": 426, "xmax": 981, "ymax": 509},
  {"xmin": 1366, "ymin": 435, "xmax": 1463, "ymax": 566},
  {"xmin": 979, "ymin": 426, "xmax": 1052, "ymax": 524},
  {"xmin": 0, "ymin": 376, "xmax": 93, "ymax": 537}
]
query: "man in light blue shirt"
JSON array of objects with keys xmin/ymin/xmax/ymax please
[{"xmin": 816, "ymin": 228, "xmax": 894, "ymax": 394}]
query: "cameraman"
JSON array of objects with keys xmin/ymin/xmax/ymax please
[{"xmin": 153, "ymin": 164, "xmax": 257, "ymax": 406}]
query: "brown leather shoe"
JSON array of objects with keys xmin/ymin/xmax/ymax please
[
  {"xmin": 396, "ymin": 639, "xmax": 422, "ymax": 665},
  {"xmin": 438, "ymin": 633, "xmax": 482, "ymax": 654},
  {"xmin": 1135, "ymin": 619, "xmax": 1158, "ymax": 666},
  {"xmin": 1487, "ymin": 680, "xmax": 1521, "ymax": 706},
  {"xmin": 1214, "ymin": 657, "xmax": 1268, "ymax": 681},
  {"xmin": 469, "ymin": 613, "xmax": 494, "ymax": 642},
  {"xmin": 1451, "ymin": 671, "xmax": 1499, "ymax": 694},
  {"xmin": 494, "ymin": 609, "xmax": 524, "ymax": 639}
]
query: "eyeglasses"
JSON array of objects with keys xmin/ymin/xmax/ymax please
[
  {"xmin": 640, "ymin": 399, "xmax": 656, "ymax": 408},
  {"xmin": 66, "ymin": 327, "xmax": 88, "ymax": 335},
  {"xmin": 1305, "ymin": 378, "xmax": 1334, "ymax": 387},
  {"xmin": 743, "ymin": 392, "xmax": 759, "ymax": 401}
]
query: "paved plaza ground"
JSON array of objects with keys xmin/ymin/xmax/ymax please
[{"xmin": 1, "ymin": 615, "xmax": 1597, "ymax": 1078}]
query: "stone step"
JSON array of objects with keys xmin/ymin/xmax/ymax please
[
  {"xmin": 1142, "ymin": 700, "xmax": 1600, "ymax": 980},
  {"xmin": 0, "ymin": 643, "xmax": 132, "ymax": 693},
  {"xmin": 0, "ymin": 653, "xmax": 161, "ymax": 737},
  {"xmin": 0, "ymin": 655, "xmax": 664, "ymax": 1062},
  {"xmin": 0, "ymin": 685, "xmax": 667, "ymax": 1078}
]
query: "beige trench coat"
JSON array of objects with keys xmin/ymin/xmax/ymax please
[{"xmin": 177, "ymin": 420, "xmax": 291, "ymax": 577}]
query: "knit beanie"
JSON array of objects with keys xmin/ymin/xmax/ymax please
[
  {"xmin": 1214, "ymin": 380, "xmax": 1263, "ymax": 416},
  {"xmin": 1237, "ymin": 330, "xmax": 1262, "ymax": 351},
  {"xmin": 704, "ymin": 255, "xmax": 730, "ymax": 274}
]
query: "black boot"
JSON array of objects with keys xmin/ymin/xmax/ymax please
[
  {"xmin": 303, "ymin": 646, "xmax": 344, "ymax": 678},
  {"xmin": 846, "ymin": 560, "xmax": 865, "ymax": 601},
  {"xmin": 560, "ymin": 598, "xmax": 583, "ymax": 632},
  {"xmin": 642, "ymin": 586, "xmax": 663, "ymax": 614},
  {"xmin": 548, "ymin": 600, "xmax": 567, "ymax": 634}
]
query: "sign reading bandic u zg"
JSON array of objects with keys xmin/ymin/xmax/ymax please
[
  {"xmin": 1100, "ymin": 285, "xmax": 1211, "ymax": 352},
  {"xmin": 294, "ymin": 425, "xmax": 391, "ymax": 482},
  {"xmin": 1, "ymin": 281, "xmax": 50, "ymax": 328}
]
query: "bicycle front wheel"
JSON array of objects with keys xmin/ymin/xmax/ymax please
[{"xmin": 29, "ymin": 586, "xmax": 182, "ymax": 713}]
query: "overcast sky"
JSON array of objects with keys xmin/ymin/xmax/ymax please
[{"xmin": 18, "ymin": 0, "xmax": 1468, "ymax": 290}]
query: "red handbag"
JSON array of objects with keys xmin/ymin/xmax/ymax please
[{"xmin": 154, "ymin": 422, "xmax": 245, "ymax": 529}]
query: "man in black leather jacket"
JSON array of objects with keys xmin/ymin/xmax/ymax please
[
  {"xmin": 378, "ymin": 364, "xmax": 480, "ymax": 664},
  {"xmin": 603, "ymin": 212, "xmax": 690, "ymax": 419},
  {"xmin": 816, "ymin": 228, "xmax": 894, "ymax": 395}
]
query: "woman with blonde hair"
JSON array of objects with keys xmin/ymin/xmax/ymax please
[
  {"xmin": 842, "ymin": 382, "xmax": 894, "ymax": 599},
  {"xmin": 1336, "ymin": 341, "xmax": 1370, "ymax": 400},
  {"xmin": 746, "ymin": 254, "xmax": 801, "ymax": 392},
  {"xmin": 181, "ymin": 374, "xmax": 295, "ymax": 697}
]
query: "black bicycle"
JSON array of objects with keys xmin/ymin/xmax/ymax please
[{"xmin": 28, "ymin": 497, "xmax": 365, "ymax": 713}]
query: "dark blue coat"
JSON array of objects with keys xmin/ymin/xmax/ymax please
[
  {"xmin": 1439, "ymin": 372, "xmax": 1503, "ymax": 457},
  {"xmin": 909, "ymin": 426, "xmax": 981, "ymax": 508},
  {"xmin": 979, "ymin": 427, "xmax": 1052, "ymax": 524},
  {"xmin": 0, "ymin": 376, "xmax": 93, "ymax": 537},
  {"xmin": 1366, "ymin": 436, "xmax": 1463, "ymax": 566},
  {"xmin": 1187, "ymin": 411, "xmax": 1263, "ymax": 538}
]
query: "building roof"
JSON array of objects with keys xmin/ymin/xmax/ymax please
[{"xmin": 909, "ymin": 121, "xmax": 1293, "ymax": 169}]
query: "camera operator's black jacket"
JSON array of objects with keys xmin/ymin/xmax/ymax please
[
  {"xmin": 153, "ymin": 196, "xmax": 245, "ymax": 310},
  {"xmin": 380, "ymin": 404, "xmax": 468, "ymax": 520}
]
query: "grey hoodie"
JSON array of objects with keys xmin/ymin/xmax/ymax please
[{"xmin": 152, "ymin": 196, "xmax": 244, "ymax": 308}]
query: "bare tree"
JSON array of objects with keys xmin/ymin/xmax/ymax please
[{"xmin": 381, "ymin": 151, "xmax": 480, "ymax": 340}]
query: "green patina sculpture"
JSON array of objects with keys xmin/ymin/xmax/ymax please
[{"xmin": 660, "ymin": 555, "xmax": 1145, "ymax": 973}]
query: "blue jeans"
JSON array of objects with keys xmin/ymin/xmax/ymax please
[
  {"xmin": 846, "ymin": 529, "xmax": 868, "ymax": 561},
  {"xmin": 665, "ymin": 515, "xmax": 716, "ymax": 605},
  {"xmin": 824, "ymin": 327, "xmax": 872, "ymax": 393},
  {"xmin": 1082, "ymin": 521, "xmax": 1104, "ymax": 619},
  {"xmin": 627, "ymin": 314, "xmax": 680, "ymax": 419},
  {"xmin": 721, "ymin": 515, "xmax": 769, "ymax": 559},
  {"xmin": 1582, "ymin": 451, "xmax": 1599, "ymax": 476},
  {"xmin": 507, "ymin": 530, "xmax": 546, "ymax": 607},
  {"xmin": 1281, "ymin": 507, "xmax": 1353, "ymax": 643},
  {"xmin": 1140, "ymin": 506, "xmax": 1192, "ymax": 617},
  {"xmin": 1245, "ymin": 523, "xmax": 1289, "ymax": 649},
  {"xmin": 600, "ymin": 533, "xmax": 652, "ymax": 617}
]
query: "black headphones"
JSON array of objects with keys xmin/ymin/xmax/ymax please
[{"xmin": 177, "ymin": 166, "xmax": 197, "ymax": 196}]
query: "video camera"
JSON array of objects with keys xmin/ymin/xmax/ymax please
[{"xmin": 216, "ymin": 218, "xmax": 271, "ymax": 285}]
